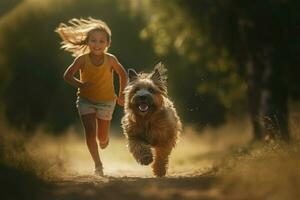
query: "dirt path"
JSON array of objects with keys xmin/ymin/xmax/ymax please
[
  {"xmin": 4, "ymin": 124, "xmax": 300, "ymax": 199},
  {"xmin": 21, "ymin": 128, "xmax": 251, "ymax": 200},
  {"xmin": 42, "ymin": 172, "xmax": 219, "ymax": 200}
]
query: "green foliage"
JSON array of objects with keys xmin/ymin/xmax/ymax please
[
  {"xmin": 2, "ymin": 0, "xmax": 298, "ymax": 132},
  {"xmin": 0, "ymin": 1, "xmax": 76, "ymax": 132},
  {"xmin": 122, "ymin": 0, "xmax": 300, "ymax": 130},
  {"xmin": 123, "ymin": 0, "xmax": 248, "ymax": 127},
  {"xmin": 0, "ymin": 0, "xmax": 21, "ymax": 17}
]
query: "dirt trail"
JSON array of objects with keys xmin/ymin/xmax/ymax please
[
  {"xmin": 23, "ymin": 127, "xmax": 250, "ymax": 200},
  {"xmin": 5, "ymin": 122, "xmax": 300, "ymax": 200},
  {"xmin": 43, "ymin": 173, "xmax": 219, "ymax": 200}
]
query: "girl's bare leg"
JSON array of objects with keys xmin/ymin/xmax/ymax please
[
  {"xmin": 80, "ymin": 113, "xmax": 102, "ymax": 168},
  {"xmin": 97, "ymin": 119, "xmax": 111, "ymax": 149}
]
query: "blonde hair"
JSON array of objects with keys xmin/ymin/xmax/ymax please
[{"xmin": 55, "ymin": 17, "xmax": 111, "ymax": 57}]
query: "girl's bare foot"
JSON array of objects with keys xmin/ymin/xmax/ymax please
[{"xmin": 95, "ymin": 164, "xmax": 104, "ymax": 176}]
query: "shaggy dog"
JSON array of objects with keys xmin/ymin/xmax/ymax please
[{"xmin": 122, "ymin": 63, "xmax": 182, "ymax": 177}]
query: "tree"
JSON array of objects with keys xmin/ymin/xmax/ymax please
[{"xmin": 123, "ymin": 0, "xmax": 300, "ymax": 140}]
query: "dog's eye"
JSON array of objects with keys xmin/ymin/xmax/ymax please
[
  {"xmin": 148, "ymin": 88, "xmax": 155, "ymax": 93},
  {"xmin": 134, "ymin": 87, "xmax": 140, "ymax": 93}
]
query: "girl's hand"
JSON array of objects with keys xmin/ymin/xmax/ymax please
[
  {"xmin": 80, "ymin": 82, "xmax": 93, "ymax": 90},
  {"xmin": 117, "ymin": 96, "xmax": 125, "ymax": 106}
]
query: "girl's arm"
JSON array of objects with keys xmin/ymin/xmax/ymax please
[
  {"xmin": 110, "ymin": 55, "xmax": 128, "ymax": 106},
  {"xmin": 63, "ymin": 55, "xmax": 85, "ymax": 88}
]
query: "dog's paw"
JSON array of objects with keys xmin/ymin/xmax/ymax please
[
  {"xmin": 139, "ymin": 154, "xmax": 153, "ymax": 165},
  {"xmin": 153, "ymin": 168, "xmax": 166, "ymax": 177},
  {"xmin": 153, "ymin": 165, "xmax": 167, "ymax": 177}
]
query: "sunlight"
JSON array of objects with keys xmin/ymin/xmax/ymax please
[{"xmin": 22, "ymin": 127, "xmax": 226, "ymax": 179}]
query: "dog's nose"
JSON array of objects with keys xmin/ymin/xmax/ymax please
[{"xmin": 138, "ymin": 95, "xmax": 147, "ymax": 101}]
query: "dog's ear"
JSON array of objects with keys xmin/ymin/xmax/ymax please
[
  {"xmin": 128, "ymin": 68, "xmax": 138, "ymax": 82},
  {"xmin": 151, "ymin": 62, "xmax": 167, "ymax": 84},
  {"xmin": 151, "ymin": 62, "xmax": 168, "ymax": 94}
]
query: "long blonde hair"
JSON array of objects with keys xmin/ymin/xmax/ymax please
[{"xmin": 55, "ymin": 17, "xmax": 111, "ymax": 57}]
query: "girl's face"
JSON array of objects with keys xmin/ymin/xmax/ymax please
[{"xmin": 87, "ymin": 30, "xmax": 110, "ymax": 56}]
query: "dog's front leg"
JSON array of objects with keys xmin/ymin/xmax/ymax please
[
  {"xmin": 128, "ymin": 137, "xmax": 153, "ymax": 165},
  {"xmin": 152, "ymin": 145, "xmax": 173, "ymax": 177}
]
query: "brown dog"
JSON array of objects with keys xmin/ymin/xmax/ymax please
[{"xmin": 121, "ymin": 63, "xmax": 182, "ymax": 177}]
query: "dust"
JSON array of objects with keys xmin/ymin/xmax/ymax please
[{"xmin": 1, "ymin": 119, "xmax": 252, "ymax": 181}]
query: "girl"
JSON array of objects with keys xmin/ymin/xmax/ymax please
[{"xmin": 55, "ymin": 18, "xmax": 128, "ymax": 176}]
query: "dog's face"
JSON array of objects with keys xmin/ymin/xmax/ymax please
[
  {"xmin": 128, "ymin": 80, "xmax": 162, "ymax": 116},
  {"xmin": 124, "ymin": 63, "xmax": 167, "ymax": 117}
]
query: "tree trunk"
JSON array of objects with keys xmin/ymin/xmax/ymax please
[
  {"xmin": 247, "ymin": 58, "xmax": 263, "ymax": 140},
  {"xmin": 247, "ymin": 51, "xmax": 289, "ymax": 141}
]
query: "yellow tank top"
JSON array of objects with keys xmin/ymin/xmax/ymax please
[{"xmin": 77, "ymin": 53, "xmax": 117, "ymax": 102}]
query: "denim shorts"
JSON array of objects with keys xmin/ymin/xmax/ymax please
[{"xmin": 76, "ymin": 97, "xmax": 116, "ymax": 120}]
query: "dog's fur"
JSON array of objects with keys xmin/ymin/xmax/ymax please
[{"xmin": 122, "ymin": 63, "xmax": 182, "ymax": 177}]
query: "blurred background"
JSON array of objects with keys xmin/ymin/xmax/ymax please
[
  {"xmin": 0, "ymin": 0, "xmax": 300, "ymax": 199},
  {"xmin": 0, "ymin": 0, "xmax": 299, "ymax": 140}
]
